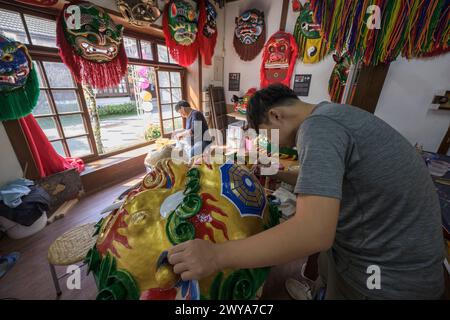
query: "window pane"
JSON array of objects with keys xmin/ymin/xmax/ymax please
[
  {"xmin": 161, "ymin": 104, "xmax": 172, "ymax": 119},
  {"xmin": 36, "ymin": 117, "xmax": 60, "ymax": 140},
  {"xmin": 92, "ymin": 65, "xmax": 160, "ymax": 154},
  {"xmin": 157, "ymin": 44, "xmax": 169, "ymax": 63},
  {"xmin": 95, "ymin": 78, "xmax": 128, "ymax": 97},
  {"xmin": 67, "ymin": 136, "xmax": 91, "ymax": 157},
  {"xmin": 169, "ymin": 53, "xmax": 176, "ymax": 64},
  {"xmin": 171, "ymin": 88, "xmax": 182, "ymax": 103},
  {"xmin": 0, "ymin": 9, "xmax": 28, "ymax": 43},
  {"xmin": 163, "ymin": 119, "xmax": 173, "ymax": 133},
  {"xmin": 160, "ymin": 88, "xmax": 171, "ymax": 104},
  {"xmin": 158, "ymin": 71, "xmax": 170, "ymax": 87},
  {"xmin": 34, "ymin": 62, "xmax": 44, "ymax": 87},
  {"xmin": 51, "ymin": 140, "xmax": 65, "ymax": 156},
  {"xmin": 170, "ymin": 72, "xmax": 181, "ymax": 87},
  {"xmin": 174, "ymin": 117, "xmax": 183, "ymax": 130},
  {"xmin": 141, "ymin": 40, "xmax": 153, "ymax": 60},
  {"xmin": 60, "ymin": 114, "xmax": 86, "ymax": 137},
  {"xmin": 124, "ymin": 36, "xmax": 139, "ymax": 58},
  {"xmin": 24, "ymin": 15, "xmax": 56, "ymax": 47},
  {"xmin": 33, "ymin": 91, "xmax": 52, "ymax": 115},
  {"xmin": 43, "ymin": 62, "xmax": 75, "ymax": 88},
  {"xmin": 52, "ymin": 90, "xmax": 81, "ymax": 113}
]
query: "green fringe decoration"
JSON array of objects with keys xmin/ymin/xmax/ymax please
[{"xmin": 0, "ymin": 67, "xmax": 40, "ymax": 121}]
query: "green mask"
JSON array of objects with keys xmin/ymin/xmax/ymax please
[
  {"xmin": 63, "ymin": 2, "xmax": 124, "ymax": 62},
  {"xmin": 168, "ymin": 0, "xmax": 198, "ymax": 46}
]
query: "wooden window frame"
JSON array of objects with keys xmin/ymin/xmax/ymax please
[
  {"xmin": 33, "ymin": 58, "xmax": 97, "ymax": 159},
  {"xmin": 157, "ymin": 68, "xmax": 185, "ymax": 136},
  {"xmin": 0, "ymin": 2, "xmax": 186, "ymax": 167}
]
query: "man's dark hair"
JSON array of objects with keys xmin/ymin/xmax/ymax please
[
  {"xmin": 247, "ymin": 84, "xmax": 299, "ymax": 132},
  {"xmin": 175, "ymin": 100, "xmax": 191, "ymax": 112}
]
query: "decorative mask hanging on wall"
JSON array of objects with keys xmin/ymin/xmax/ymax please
[
  {"xmin": 328, "ymin": 52, "xmax": 351, "ymax": 103},
  {"xmin": 56, "ymin": 1, "xmax": 128, "ymax": 89},
  {"xmin": 162, "ymin": 0, "xmax": 203, "ymax": 67},
  {"xmin": 15, "ymin": 0, "xmax": 58, "ymax": 6},
  {"xmin": 233, "ymin": 9, "xmax": 265, "ymax": 61},
  {"xmin": 260, "ymin": 31, "xmax": 298, "ymax": 89},
  {"xmin": 231, "ymin": 88, "xmax": 256, "ymax": 115},
  {"xmin": 85, "ymin": 159, "xmax": 280, "ymax": 300},
  {"xmin": 293, "ymin": 2, "xmax": 327, "ymax": 64},
  {"xmin": 0, "ymin": 36, "xmax": 39, "ymax": 121},
  {"xmin": 117, "ymin": 0, "xmax": 162, "ymax": 27},
  {"xmin": 198, "ymin": 0, "xmax": 217, "ymax": 66}
]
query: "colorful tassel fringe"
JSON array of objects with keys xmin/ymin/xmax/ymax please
[{"xmin": 310, "ymin": 0, "xmax": 450, "ymax": 65}]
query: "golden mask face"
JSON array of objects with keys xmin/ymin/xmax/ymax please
[{"xmin": 92, "ymin": 159, "xmax": 279, "ymax": 300}]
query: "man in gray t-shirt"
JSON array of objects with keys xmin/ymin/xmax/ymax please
[
  {"xmin": 293, "ymin": 101, "xmax": 444, "ymax": 299},
  {"xmin": 166, "ymin": 84, "xmax": 445, "ymax": 299}
]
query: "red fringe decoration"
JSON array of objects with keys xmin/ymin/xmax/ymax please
[
  {"xmin": 56, "ymin": 2, "xmax": 128, "ymax": 89},
  {"xmin": 162, "ymin": 1, "xmax": 202, "ymax": 67},
  {"xmin": 260, "ymin": 31, "xmax": 298, "ymax": 89},
  {"xmin": 198, "ymin": 0, "xmax": 217, "ymax": 66}
]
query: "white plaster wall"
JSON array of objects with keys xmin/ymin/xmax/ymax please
[{"xmin": 375, "ymin": 54, "xmax": 450, "ymax": 153}]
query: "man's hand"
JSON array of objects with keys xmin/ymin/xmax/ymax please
[
  {"xmin": 168, "ymin": 239, "xmax": 221, "ymax": 281},
  {"xmin": 174, "ymin": 130, "xmax": 192, "ymax": 141}
]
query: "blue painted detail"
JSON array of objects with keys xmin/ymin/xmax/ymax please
[
  {"xmin": 220, "ymin": 163, "xmax": 266, "ymax": 218},
  {"xmin": 165, "ymin": 175, "xmax": 173, "ymax": 188}
]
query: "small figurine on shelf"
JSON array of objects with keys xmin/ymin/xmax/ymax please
[{"xmin": 231, "ymin": 88, "xmax": 257, "ymax": 115}]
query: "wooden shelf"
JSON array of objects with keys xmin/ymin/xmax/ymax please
[{"xmin": 227, "ymin": 112, "xmax": 247, "ymax": 122}]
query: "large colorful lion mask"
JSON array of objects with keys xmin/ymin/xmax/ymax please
[
  {"xmin": 260, "ymin": 31, "xmax": 298, "ymax": 88},
  {"xmin": 233, "ymin": 9, "xmax": 265, "ymax": 61},
  {"xmin": 0, "ymin": 36, "xmax": 39, "ymax": 121},
  {"xmin": 85, "ymin": 159, "xmax": 280, "ymax": 300},
  {"xmin": 56, "ymin": 1, "xmax": 128, "ymax": 89}
]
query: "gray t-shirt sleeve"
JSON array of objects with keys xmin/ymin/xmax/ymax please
[{"xmin": 294, "ymin": 116, "xmax": 350, "ymax": 199}]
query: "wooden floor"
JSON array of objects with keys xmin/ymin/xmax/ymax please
[{"xmin": 0, "ymin": 174, "xmax": 305, "ymax": 300}]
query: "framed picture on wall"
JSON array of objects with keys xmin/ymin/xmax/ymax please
[
  {"xmin": 293, "ymin": 74, "xmax": 312, "ymax": 96},
  {"xmin": 228, "ymin": 73, "xmax": 241, "ymax": 92}
]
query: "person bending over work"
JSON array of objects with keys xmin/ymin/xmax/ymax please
[
  {"xmin": 168, "ymin": 84, "xmax": 445, "ymax": 299},
  {"xmin": 174, "ymin": 100, "xmax": 211, "ymax": 158}
]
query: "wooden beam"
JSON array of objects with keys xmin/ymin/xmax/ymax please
[
  {"xmin": 4, "ymin": 0, "xmax": 164, "ymax": 39},
  {"xmin": 438, "ymin": 125, "xmax": 450, "ymax": 155},
  {"xmin": 349, "ymin": 63, "xmax": 390, "ymax": 114},
  {"xmin": 81, "ymin": 153, "xmax": 147, "ymax": 195},
  {"xmin": 279, "ymin": 0, "xmax": 290, "ymax": 31}
]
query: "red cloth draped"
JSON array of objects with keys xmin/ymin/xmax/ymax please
[
  {"xmin": 19, "ymin": 114, "xmax": 84, "ymax": 178},
  {"xmin": 198, "ymin": 0, "xmax": 217, "ymax": 66}
]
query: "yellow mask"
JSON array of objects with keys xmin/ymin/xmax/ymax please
[{"xmin": 85, "ymin": 159, "xmax": 280, "ymax": 300}]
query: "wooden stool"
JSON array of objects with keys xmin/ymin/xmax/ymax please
[{"xmin": 47, "ymin": 223, "xmax": 97, "ymax": 296}]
